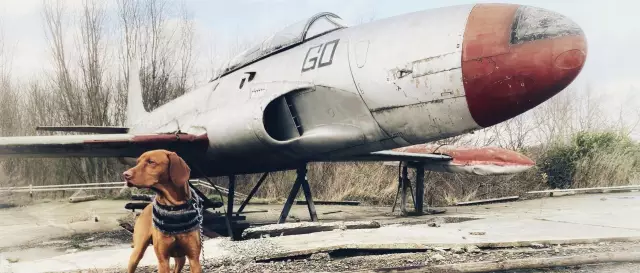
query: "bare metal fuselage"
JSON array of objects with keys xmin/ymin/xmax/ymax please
[
  {"xmin": 125, "ymin": 6, "xmax": 475, "ymax": 175},
  {"xmin": 125, "ymin": 3, "xmax": 587, "ymax": 176}
]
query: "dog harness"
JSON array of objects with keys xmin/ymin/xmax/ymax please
[{"xmin": 151, "ymin": 187, "xmax": 204, "ymax": 235}]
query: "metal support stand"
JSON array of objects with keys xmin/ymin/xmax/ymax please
[
  {"xmin": 278, "ymin": 164, "xmax": 318, "ymax": 224},
  {"xmin": 299, "ymin": 166, "xmax": 318, "ymax": 222},
  {"xmin": 237, "ymin": 172, "xmax": 268, "ymax": 215},
  {"xmin": 400, "ymin": 164, "xmax": 409, "ymax": 216},
  {"xmin": 226, "ymin": 175, "xmax": 235, "ymax": 239},
  {"xmin": 392, "ymin": 162, "xmax": 442, "ymax": 216},
  {"xmin": 189, "ymin": 182, "xmax": 222, "ymax": 209},
  {"xmin": 414, "ymin": 164, "xmax": 425, "ymax": 215},
  {"xmin": 392, "ymin": 162, "xmax": 415, "ymax": 216}
]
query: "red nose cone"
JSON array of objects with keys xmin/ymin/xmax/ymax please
[{"xmin": 462, "ymin": 4, "xmax": 587, "ymax": 127}]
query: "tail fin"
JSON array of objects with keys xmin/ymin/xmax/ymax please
[{"xmin": 126, "ymin": 58, "xmax": 147, "ymax": 127}]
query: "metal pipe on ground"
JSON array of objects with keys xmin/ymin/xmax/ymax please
[
  {"xmin": 0, "ymin": 186, "xmax": 125, "ymax": 192},
  {"xmin": 0, "ymin": 182, "xmax": 124, "ymax": 190},
  {"xmin": 69, "ymin": 195, "xmax": 97, "ymax": 203}
]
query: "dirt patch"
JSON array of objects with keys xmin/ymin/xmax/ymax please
[
  {"xmin": 0, "ymin": 229, "xmax": 132, "ymax": 263},
  {"xmin": 54, "ymin": 229, "xmax": 132, "ymax": 251},
  {"xmin": 0, "ymin": 229, "xmax": 131, "ymax": 254}
]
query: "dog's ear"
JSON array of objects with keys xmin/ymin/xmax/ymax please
[{"xmin": 168, "ymin": 152, "xmax": 191, "ymax": 191}]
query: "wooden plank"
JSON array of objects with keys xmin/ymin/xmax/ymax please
[
  {"xmin": 294, "ymin": 200, "xmax": 361, "ymax": 206},
  {"xmin": 366, "ymin": 251, "xmax": 640, "ymax": 273},
  {"xmin": 526, "ymin": 185, "xmax": 640, "ymax": 195},
  {"xmin": 242, "ymin": 221, "xmax": 381, "ymax": 239},
  {"xmin": 455, "ymin": 196, "xmax": 520, "ymax": 206}
]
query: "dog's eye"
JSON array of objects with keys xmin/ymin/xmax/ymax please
[{"xmin": 147, "ymin": 159, "xmax": 155, "ymax": 164}]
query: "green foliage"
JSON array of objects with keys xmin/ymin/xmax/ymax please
[
  {"xmin": 539, "ymin": 145, "xmax": 577, "ymax": 189},
  {"xmin": 539, "ymin": 131, "xmax": 640, "ymax": 189}
]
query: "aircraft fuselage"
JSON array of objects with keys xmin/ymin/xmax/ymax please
[{"xmin": 126, "ymin": 3, "xmax": 587, "ymax": 176}]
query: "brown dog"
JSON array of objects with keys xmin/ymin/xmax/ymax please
[{"xmin": 123, "ymin": 149, "xmax": 203, "ymax": 273}]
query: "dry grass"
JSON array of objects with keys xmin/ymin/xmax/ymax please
[
  {"xmin": 2, "ymin": 133, "xmax": 637, "ymax": 208},
  {"xmin": 223, "ymin": 161, "xmax": 549, "ymax": 207},
  {"xmin": 573, "ymin": 144, "xmax": 640, "ymax": 188}
]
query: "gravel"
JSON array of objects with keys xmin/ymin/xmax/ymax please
[{"xmin": 58, "ymin": 240, "xmax": 640, "ymax": 273}]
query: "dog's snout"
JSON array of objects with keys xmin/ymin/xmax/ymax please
[{"xmin": 123, "ymin": 170, "xmax": 133, "ymax": 180}]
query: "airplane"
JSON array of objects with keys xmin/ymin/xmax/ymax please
[{"xmin": 0, "ymin": 3, "xmax": 586, "ymax": 219}]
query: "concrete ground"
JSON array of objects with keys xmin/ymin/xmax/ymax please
[
  {"xmin": 0, "ymin": 199, "xmax": 129, "ymax": 250},
  {"xmin": 2, "ymin": 192, "xmax": 640, "ymax": 272}
]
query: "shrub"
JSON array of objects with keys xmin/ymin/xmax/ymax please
[{"xmin": 539, "ymin": 131, "xmax": 640, "ymax": 189}]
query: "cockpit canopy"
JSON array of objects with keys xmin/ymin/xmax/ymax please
[{"xmin": 214, "ymin": 12, "xmax": 347, "ymax": 79}]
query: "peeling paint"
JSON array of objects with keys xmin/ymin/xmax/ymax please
[
  {"xmin": 391, "ymin": 144, "xmax": 535, "ymax": 167},
  {"xmin": 510, "ymin": 5, "xmax": 583, "ymax": 45},
  {"xmin": 411, "ymin": 52, "xmax": 461, "ymax": 78}
]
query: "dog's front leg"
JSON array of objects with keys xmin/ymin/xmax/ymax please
[
  {"xmin": 187, "ymin": 257, "xmax": 202, "ymax": 273},
  {"xmin": 182, "ymin": 231, "xmax": 203, "ymax": 273},
  {"xmin": 128, "ymin": 207, "xmax": 152, "ymax": 273},
  {"xmin": 154, "ymin": 246, "xmax": 172, "ymax": 273},
  {"xmin": 153, "ymin": 236, "xmax": 173, "ymax": 273},
  {"xmin": 173, "ymin": 256, "xmax": 186, "ymax": 273},
  {"xmin": 127, "ymin": 241, "xmax": 149, "ymax": 273}
]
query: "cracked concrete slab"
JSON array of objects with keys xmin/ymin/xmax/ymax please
[{"xmin": 5, "ymin": 192, "xmax": 640, "ymax": 273}]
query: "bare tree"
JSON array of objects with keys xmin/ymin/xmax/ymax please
[
  {"xmin": 43, "ymin": 0, "xmax": 82, "ymax": 126},
  {"xmin": 490, "ymin": 114, "xmax": 535, "ymax": 151},
  {"xmin": 77, "ymin": 0, "xmax": 112, "ymax": 126},
  {"xmin": 117, "ymin": 0, "xmax": 196, "ymax": 112}
]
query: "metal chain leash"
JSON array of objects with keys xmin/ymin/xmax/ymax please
[{"xmin": 190, "ymin": 187, "xmax": 205, "ymax": 264}]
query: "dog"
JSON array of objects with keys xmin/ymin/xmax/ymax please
[{"xmin": 123, "ymin": 149, "xmax": 203, "ymax": 273}]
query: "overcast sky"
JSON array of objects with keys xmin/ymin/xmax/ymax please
[{"xmin": 0, "ymin": 0, "xmax": 637, "ymax": 125}]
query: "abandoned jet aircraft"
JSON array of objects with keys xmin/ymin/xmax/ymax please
[{"xmin": 0, "ymin": 3, "xmax": 586, "ymax": 178}]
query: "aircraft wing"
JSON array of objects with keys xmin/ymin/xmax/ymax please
[
  {"xmin": 35, "ymin": 126, "xmax": 129, "ymax": 134},
  {"xmin": 0, "ymin": 133, "xmax": 208, "ymax": 158},
  {"xmin": 344, "ymin": 144, "xmax": 535, "ymax": 176}
]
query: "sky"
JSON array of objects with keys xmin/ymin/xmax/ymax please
[{"xmin": 0, "ymin": 0, "xmax": 638, "ymax": 129}]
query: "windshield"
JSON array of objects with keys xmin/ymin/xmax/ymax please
[{"xmin": 215, "ymin": 12, "xmax": 346, "ymax": 79}]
